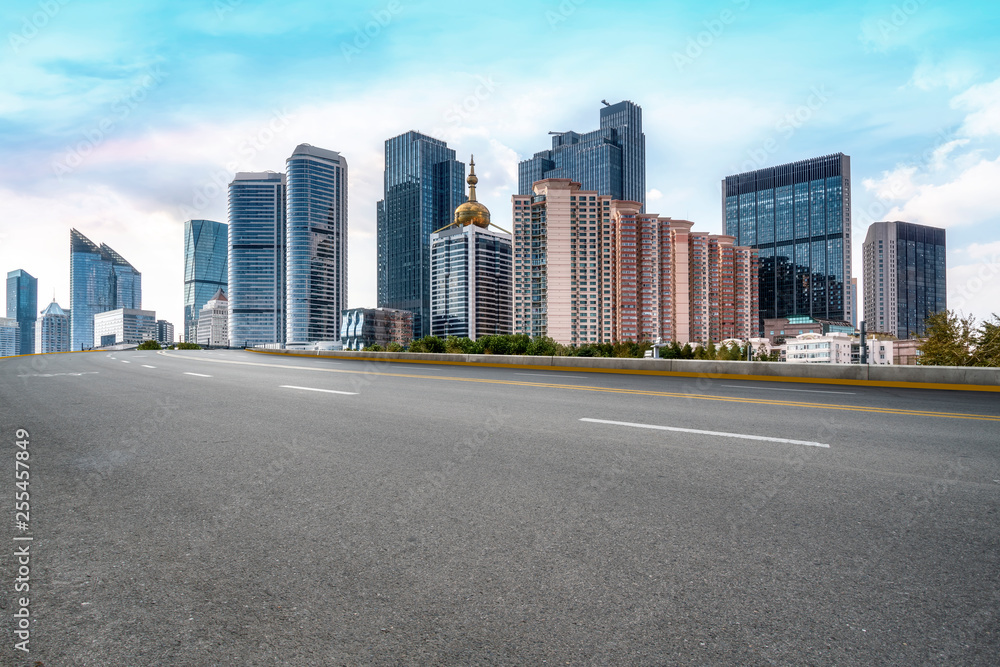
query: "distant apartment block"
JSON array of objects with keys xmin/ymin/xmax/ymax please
[
  {"xmin": 863, "ymin": 221, "xmax": 946, "ymax": 339},
  {"xmin": 228, "ymin": 172, "xmax": 286, "ymax": 348},
  {"xmin": 184, "ymin": 219, "xmax": 228, "ymax": 344},
  {"xmin": 93, "ymin": 308, "xmax": 156, "ymax": 348},
  {"xmin": 519, "ymin": 100, "xmax": 645, "ymax": 208},
  {"xmin": 156, "ymin": 320, "xmax": 175, "ymax": 346},
  {"xmin": 70, "ymin": 229, "xmax": 141, "ymax": 351},
  {"xmin": 0, "ymin": 317, "xmax": 19, "ymax": 356},
  {"xmin": 340, "ymin": 307, "xmax": 413, "ymax": 350},
  {"xmin": 7, "ymin": 269, "xmax": 37, "ymax": 355},
  {"xmin": 513, "ymin": 179, "xmax": 757, "ymax": 346},
  {"xmin": 722, "ymin": 153, "xmax": 853, "ymax": 331},
  {"xmin": 35, "ymin": 300, "xmax": 70, "ymax": 353},
  {"xmin": 197, "ymin": 289, "xmax": 229, "ymax": 347},
  {"xmin": 785, "ymin": 332, "xmax": 855, "ymax": 364}
]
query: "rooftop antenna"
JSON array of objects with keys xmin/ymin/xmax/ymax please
[{"xmin": 601, "ymin": 100, "xmax": 611, "ymax": 107}]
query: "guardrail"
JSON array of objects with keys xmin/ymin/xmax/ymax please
[{"xmin": 249, "ymin": 348, "xmax": 1000, "ymax": 391}]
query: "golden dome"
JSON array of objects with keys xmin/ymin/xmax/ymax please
[{"xmin": 453, "ymin": 155, "xmax": 491, "ymax": 228}]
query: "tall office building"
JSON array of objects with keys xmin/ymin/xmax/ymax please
[
  {"xmin": 863, "ymin": 221, "xmax": 946, "ymax": 339},
  {"xmin": 184, "ymin": 219, "xmax": 228, "ymax": 343},
  {"xmin": 228, "ymin": 172, "xmax": 286, "ymax": 348},
  {"xmin": 722, "ymin": 153, "xmax": 852, "ymax": 332},
  {"xmin": 35, "ymin": 300, "xmax": 70, "ymax": 353},
  {"xmin": 6, "ymin": 269, "xmax": 37, "ymax": 355},
  {"xmin": 378, "ymin": 132, "xmax": 466, "ymax": 338},
  {"xmin": 518, "ymin": 100, "xmax": 645, "ymax": 208},
  {"xmin": 70, "ymin": 229, "xmax": 141, "ymax": 351},
  {"xmin": 430, "ymin": 158, "xmax": 513, "ymax": 340},
  {"xmin": 286, "ymin": 144, "xmax": 348, "ymax": 345},
  {"xmin": 513, "ymin": 179, "xmax": 756, "ymax": 346}
]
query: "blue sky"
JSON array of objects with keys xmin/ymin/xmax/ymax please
[{"xmin": 2, "ymin": 0, "xmax": 999, "ymax": 331}]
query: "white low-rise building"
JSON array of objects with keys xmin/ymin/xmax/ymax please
[
  {"xmin": 786, "ymin": 332, "xmax": 855, "ymax": 364},
  {"xmin": 94, "ymin": 308, "xmax": 157, "ymax": 348}
]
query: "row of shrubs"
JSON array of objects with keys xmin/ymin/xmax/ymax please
[
  {"xmin": 136, "ymin": 340, "xmax": 202, "ymax": 350},
  {"xmin": 364, "ymin": 334, "xmax": 778, "ymax": 361}
]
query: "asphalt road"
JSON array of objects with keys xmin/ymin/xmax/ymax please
[{"xmin": 1, "ymin": 349, "xmax": 998, "ymax": 665}]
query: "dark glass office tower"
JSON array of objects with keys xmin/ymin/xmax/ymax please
[
  {"xmin": 377, "ymin": 132, "xmax": 466, "ymax": 338},
  {"xmin": 228, "ymin": 172, "xmax": 286, "ymax": 347},
  {"xmin": 286, "ymin": 144, "xmax": 348, "ymax": 345},
  {"xmin": 722, "ymin": 153, "xmax": 852, "ymax": 330},
  {"xmin": 6, "ymin": 269, "xmax": 37, "ymax": 355},
  {"xmin": 863, "ymin": 221, "xmax": 946, "ymax": 339},
  {"xmin": 69, "ymin": 229, "xmax": 141, "ymax": 351},
  {"xmin": 183, "ymin": 220, "xmax": 228, "ymax": 343},
  {"xmin": 518, "ymin": 100, "xmax": 645, "ymax": 208}
]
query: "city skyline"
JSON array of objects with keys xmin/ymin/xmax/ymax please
[{"xmin": 2, "ymin": 1, "xmax": 999, "ymax": 334}]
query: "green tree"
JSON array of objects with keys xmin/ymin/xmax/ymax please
[
  {"xmin": 136, "ymin": 340, "xmax": 161, "ymax": 350},
  {"xmin": 918, "ymin": 310, "xmax": 976, "ymax": 366},
  {"xmin": 386, "ymin": 342, "xmax": 404, "ymax": 352},
  {"xmin": 176, "ymin": 342, "xmax": 201, "ymax": 350},
  {"xmin": 363, "ymin": 343, "xmax": 384, "ymax": 352},
  {"xmin": 969, "ymin": 314, "xmax": 1000, "ymax": 367}
]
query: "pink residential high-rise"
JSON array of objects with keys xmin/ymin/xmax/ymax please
[{"xmin": 513, "ymin": 179, "xmax": 757, "ymax": 346}]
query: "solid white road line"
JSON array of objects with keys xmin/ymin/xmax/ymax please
[
  {"xmin": 515, "ymin": 373, "xmax": 589, "ymax": 379},
  {"xmin": 580, "ymin": 418, "xmax": 831, "ymax": 448},
  {"xmin": 721, "ymin": 384, "xmax": 855, "ymax": 395},
  {"xmin": 279, "ymin": 385, "xmax": 358, "ymax": 396},
  {"xmin": 121, "ymin": 360, "xmax": 130, "ymax": 364},
  {"xmin": 184, "ymin": 372, "xmax": 213, "ymax": 378},
  {"xmin": 141, "ymin": 365, "xmax": 156, "ymax": 369}
]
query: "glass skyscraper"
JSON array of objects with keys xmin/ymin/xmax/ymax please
[
  {"xmin": 228, "ymin": 172, "xmax": 286, "ymax": 347},
  {"xmin": 70, "ymin": 229, "xmax": 141, "ymax": 351},
  {"xmin": 863, "ymin": 221, "xmax": 946, "ymax": 339},
  {"xmin": 377, "ymin": 132, "xmax": 465, "ymax": 338},
  {"xmin": 183, "ymin": 219, "xmax": 228, "ymax": 344},
  {"xmin": 518, "ymin": 100, "xmax": 645, "ymax": 208},
  {"xmin": 6, "ymin": 269, "xmax": 37, "ymax": 355},
  {"xmin": 285, "ymin": 144, "xmax": 348, "ymax": 345},
  {"xmin": 722, "ymin": 153, "xmax": 853, "ymax": 330}
]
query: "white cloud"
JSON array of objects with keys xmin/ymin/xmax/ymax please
[
  {"xmin": 953, "ymin": 76, "xmax": 1000, "ymax": 137},
  {"xmin": 647, "ymin": 188, "xmax": 663, "ymax": 202}
]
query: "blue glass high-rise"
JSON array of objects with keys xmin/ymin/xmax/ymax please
[
  {"xmin": 377, "ymin": 132, "xmax": 466, "ymax": 338},
  {"xmin": 518, "ymin": 100, "xmax": 645, "ymax": 209},
  {"xmin": 228, "ymin": 172, "xmax": 286, "ymax": 347},
  {"xmin": 6, "ymin": 269, "xmax": 37, "ymax": 355},
  {"xmin": 286, "ymin": 144, "xmax": 348, "ymax": 345},
  {"xmin": 184, "ymin": 220, "xmax": 228, "ymax": 343},
  {"xmin": 722, "ymin": 153, "xmax": 853, "ymax": 330},
  {"xmin": 69, "ymin": 229, "xmax": 141, "ymax": 351}
]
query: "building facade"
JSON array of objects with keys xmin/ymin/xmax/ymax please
[
  {"xmin": 340, "ymin": 308, "xmax": 413, "ymax": 350},
  {"xmin": 785, "ymin": 331, "xmax": 855, "ymax": 364},
  {"xmin": 286, "ymin": 144, "xmax": 348, "ymax": 345},
  {"xmin": 377, "ymin": 132, "xmax": 466, "ymax": 338},
  {"xmin": 70, "ymin": 229, "xmax": 141, "ymax": 351},
  {"xmin": 0, "ymin": 318, "xmax": 19, "ymax": 356},
  {"xmin": 862, "ymin": 220, "xmax": 946, "ymax": 339},
  {"xmin": 512, "ymin": 179, "xmax": 757, "ymax": 346},
  {"xmin": 429, "ymin": 159, "xmax": 512, "ymax": 340},
  {"xmin": 184, "ymin": 219, "xmax": 228, "ymax": 343},
  {"xmin": 197, "ymin": 289, "xmax": 229, "ymax": 347},
  {"xmin": 6, "ymin": 269, "xmax": 37, "ymax": 355},
  {"xmin": 156, "ymin": 320, "xmax": 175, "ymax": 346},
  {"xmin": 722, "ymin": 153, "xmax": 852, "ymax": 331},
  {"xmin": 228, "ymin": 172, "xmax": 286, "ymax": 348},
  {"xmin": 518, "ymin": 100, "xmax": 645, "ymax": 208},
  {"xmin": 35, "ymin": 300, "xmax": 70, "ymax": 353},
  {"xmin": 93, "ymin": 308, "xmax": 156, "ymax": 347}
]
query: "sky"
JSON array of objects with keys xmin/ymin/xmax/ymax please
[{"xmin": 2, "ymin": 0, "xmax": 999, "ymax": 333}]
